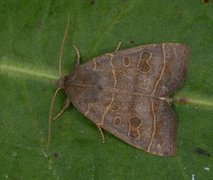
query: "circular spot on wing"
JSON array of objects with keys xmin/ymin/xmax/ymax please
[
  {"xmin": 122, "ymin": 56, "xmax": 131, "ymax": 67},
  {"xmin": 115, "ymin": 69, "xmax": 125, "ymax": 77},
  {"xmin": 114, "ymin": 116, "xmax": 121, "ymax": 126},
  {"xmin": 129, "ymin": 116, "xmax": 143, "ymax": 127},
  {"xmin": 137, "ymin": 51, "xmax": 152, "ymax": 73},
  {"xmin": 130, "ymin": 130, "xmax": 139, "ymax": 138},
  {"xmin": 142, "ymin": 51, "xmax": 151, "ymax": 59},
  {"xmin": 128, "ymin": 116, "xmax": 143, "ymax": 139},
  {"xmin": 139, "ymin": 63, "xmax": 150, "ymax": 72}
]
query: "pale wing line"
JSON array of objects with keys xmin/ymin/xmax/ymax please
[
  {"xmin": 110, "ymin": 55, "xmax": 117, "ymax": 88},
  {"xmin": 85, "ymin": 103, "xmax": 92, "ymax": 116},
  {"xmin": 93, "ymin": 58, "xmax": 97, "ymax": 70},
  {"xmin": 136, "ymin": 119, "xmax": 143, "ymax": 139},
  {"xmin": 147, "ymin": 99, "xmax": 156, "ymax": 152},
  {"xmin": 151, "ymin": 43, "xmax": 166, "ymax": 95},
  {"xmin": 173, "ymin": 46, "xmax": 178, "ymax": 61},
  {"xmin": 100, "ymin": 54, "xmax": 116, "ymax": 125}
]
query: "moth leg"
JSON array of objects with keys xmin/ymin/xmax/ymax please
[
  {"xmin": 53, "ymin": 98, "xmax": 70, "ymax": 120},
  {"xmin": 96, "ymin": 125, "xmax": 105, "ymax": 143},
  {"xmin": 73, "ymin": 45, "xmax": 80, "ymax": 68},
  {"xmin": 114, "ymin": 41, "xmax": 122, "ymax": 52}
]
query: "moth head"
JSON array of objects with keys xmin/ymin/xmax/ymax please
[{"xmin": 56, "ymin": 76, "xmax": 66, "ymax": 89}]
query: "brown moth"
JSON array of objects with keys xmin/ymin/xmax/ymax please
[{"xmin": 47, "ymin": 17, "xmax": 191, "ymax": 157}]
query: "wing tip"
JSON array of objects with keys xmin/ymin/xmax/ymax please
[{"xmin": 145, "ymin": 145, "xmax": 177, "ymax": 157}]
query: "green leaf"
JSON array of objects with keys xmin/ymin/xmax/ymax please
[{"xmin": 0, "ymin": 0, "xmax": 212, "ymax": 179}]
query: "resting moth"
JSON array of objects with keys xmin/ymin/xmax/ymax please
[{"xmin": 47, "ymin": 17, "xmax": 191, "ymax": 157}]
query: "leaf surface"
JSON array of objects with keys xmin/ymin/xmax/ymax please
[{"xmin": 0, "ymin": 0, "xmax": 212, "ymax": 179}]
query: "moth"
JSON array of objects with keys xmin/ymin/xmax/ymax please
[{"xmin": 47, "ymin": 17, "xmax": 191, "ymax": 157}]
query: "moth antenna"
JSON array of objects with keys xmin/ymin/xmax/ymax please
[
  {"xmin": 53, "ymin": 98, "xmax": 70, "ymax": 121},
  {"xmin": 59, "ymin": 14, "xmax": 70, "ymax": 77},
  {"xmin": 73, "ymin": 45, "xmax": 80, "ymax": 68},
  {"xmin": 46, "ymin": 87, "xmax": 62, "ymax": 151}
]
